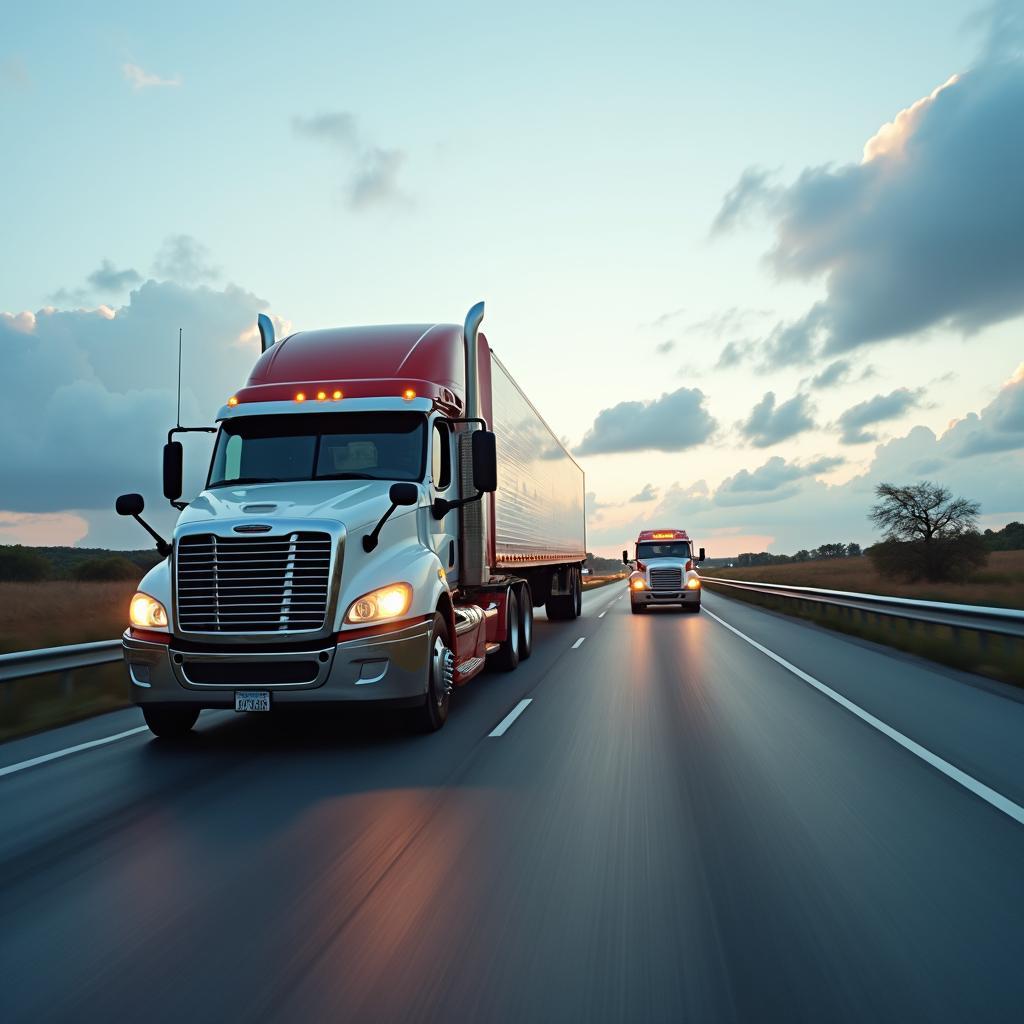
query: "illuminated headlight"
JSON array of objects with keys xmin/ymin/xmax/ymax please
[
  {"xmin": 686, "ymin": 577, "xmax": 701, "ymax": 590},
  {"xmin": 345, "ymin": 583, "xmax": 413, "ymax": 623},
  {"xmin": 630, "ymin": 576, "xmax": 646, "ymax": 591},
  {"xmin": 130, "ymin": 593, "xmax": 168, "ymax": 629}
]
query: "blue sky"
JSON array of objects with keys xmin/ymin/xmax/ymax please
[{"xmin": 2, "ymin": 1, "xmax": 1022, "ymax": 555}]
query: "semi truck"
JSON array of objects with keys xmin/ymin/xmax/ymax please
[
  {"xmin": 623, "ymin": 529, "xmax": 704, "ymax": 614},
  {"xmin": 118, "ymin": 303, "xmax": 586, "ymax": 736}
]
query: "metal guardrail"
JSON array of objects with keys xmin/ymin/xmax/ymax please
[
  {"xmin": 0, "ymin": 640, "xmax": 123, "ymax": 684},
  {"xmin": 701, "ymin": 577, "xmax": 1024, "ymax": 639}
]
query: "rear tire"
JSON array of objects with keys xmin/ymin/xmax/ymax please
[
  {"xmin": 492, "ymin": 589, "xmax": 521, "ymax": 671},
  {"xmin": 546, "ymin": 567, "xmax": 580, "ymax": 621},
  {"xmin": 518, "ymin": 584, "xmax": 534, "ymax": 660},
  {"xmin": 411, "ymin": 614, "xmax": 454, "ymax": 733},
  {"xmin": 142, "ymin": 706, "xmax": 199, "ymax": 738}
]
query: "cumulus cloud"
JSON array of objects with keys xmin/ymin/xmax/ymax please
[
  {"xmin": 1, "ymin": 258, "xmax": 278, "ymax": 544},
  {"xmin": 716, "ymin": 339, "xmax": 753, "ymax": 369},
  {"xmin": 655, "ymin": 339, "xmax": 675, "ymax": 354},
  {"xmin": 810, "ymin": 359, "xmax": 851, "ymax": 389},
  {"xmin": 122, "ymin": 63, "xmax": 181, "ymax": 90},
  {"xmin": 715, "ymin": 38, "xmax": 1024, "ymax": 366},
  {"xmin": 837, "ymin": 387, "xmax": 922, "ymax": 444},
  {"xmin": 574, "ymin": 387, "xmax": 717, "ymax": 455},
  {"xmin": 629, "ymin": 483, "xmax": 658, "ymax": 503},
  {"xmin": 152, "ymin": 235, "xmax": 220, "ymax": 284},
  {"xmin": 739, "ymin": 391, "xmax": 816, "ymax": 447},
  {"xmin": 950, "ymin": 363, "xmax": 1024, "ymax": 454},
  {"xmin": 715, "ymin": 455, "xmax": 844, "ymax": 506},
  {"xmin": 292, "ymin": 112, "xmax": 410, "ymax": 210},
  {"xmin": 87, "ymin": 259, "xmax": 142, "ymax": 293}
]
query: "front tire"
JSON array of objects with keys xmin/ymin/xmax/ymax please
[
  {"xmin": 142, "ymin": 705, "xmax": 199, "ymax": 738},
  {"xmin": 630, "ymin": 603, "xmax": 645, "ymax": 615},
  {"xmin": 411, "ymin": 614, "xmax": 454, "ymax": 733}
]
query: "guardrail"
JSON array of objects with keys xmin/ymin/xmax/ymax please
[
  {"xmin": 701, "ymin": 577, "xmax": 1024, "ymax": 640},
  {"xmin": 0, "ymin": 640, "xmax": 123, "ymax": 685}
]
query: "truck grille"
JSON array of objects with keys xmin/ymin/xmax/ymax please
[
  {"xmin": 176, "ymin": 532, "xmax": 333, "ymax": 633},
  {"xmin": 649, "ymin": 567, "xmax": 682, "ymax": 591}
]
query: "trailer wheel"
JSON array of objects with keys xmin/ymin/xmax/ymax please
[
  {"xmin": 411, "ymin": 614, "xmax": 454, "ymax": 733},
  {"xmin": 517, "ymin": 583, "xmax": 534, "ymax": 660},
  {"xmin": 142, "ymin": 706, "xmax": 199, "ymax": 739},
  {"xmin": 492, "ymin": 589, "xmax": 521, "ymax": 671},
  {"xmin": 545, "ymin": 568, "xmax": 579, "ymax": 621},
  {"xmin": 574, "ymin": 567, "xmax": 582, "ymax": 617}
]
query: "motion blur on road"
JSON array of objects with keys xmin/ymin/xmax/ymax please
[{"xmin": 3, "ymin": 585, "xmax": 1023, "ymax": 1023}]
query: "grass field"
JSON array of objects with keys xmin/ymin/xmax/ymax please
[{"xmin": 710, "ymin": 550, "xmax": 1024, "ymax": 610}]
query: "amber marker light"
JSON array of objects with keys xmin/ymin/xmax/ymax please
[
  {"xmin": 332, "ymin": 390, "xmax": 343, "ymax": 400},
  {"xmin": 295, "ymin": 392, "xmax": 306, "ymax": 403},
  {"xmin": 402, "ymin": 388, "xmax": 416, "ymax": 401},
  {"xmin": 227, "ymin": 396, "xmax": 239, "ymax": 407},
  {"xmin": 317, "ymin": 390, "xmax": 327, "ymax": 401}
]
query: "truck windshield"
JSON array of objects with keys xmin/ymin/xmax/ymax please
[
  {"xmin": 636, "ymin": 541, "xmax": 691, "ymax": 561},
  {"xmin": 208, "ymin": 412, "xmax": 427, "ymax": 487}
]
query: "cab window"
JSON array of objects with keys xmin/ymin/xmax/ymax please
[{"xmin": 432, "ymin": 421, "xmax": 452, "ymax": 490}]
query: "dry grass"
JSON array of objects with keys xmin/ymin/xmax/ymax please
[
  {"xmin": 711, "ymin": 550, "xmax": 1024, "ymax": 610},
  {"xmin": 582, "ymin": 573, "xmax": 626, "ymax": 590},
  {"xmin": 0, "ymin": 581, "xmax": 137, "ymax": 654}
]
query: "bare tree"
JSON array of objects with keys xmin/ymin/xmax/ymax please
[{"xmin": 868, "ymin": 482, "xmax": 987, "ymax": 581}]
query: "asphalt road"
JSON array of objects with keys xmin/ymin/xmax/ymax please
[{"xmin": 2, "ymin": 585, "xmax": 1024, "ymax": 1023}]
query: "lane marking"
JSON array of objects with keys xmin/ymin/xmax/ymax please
[
  {"xmin": 572, "ymin": 637, "xmax": 586, "ymax": 649},
  {"xmin": 489, "ymin": 699, "xmax": 532, "ymax": 737},
  {"xmin": 703, "ymin": 608, "xmax": 1024, "ymax": 827},
  {"xmin": 0, "ymin": 726, "xmax": 149, "ymax": 779},
  {"xmin": 599, "ymin": 611, "xmax": 607, "ymax": 618}
]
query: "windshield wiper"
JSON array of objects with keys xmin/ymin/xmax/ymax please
[{"xmin": 209, "ymin": 477, "xmax": 288, "ymax": 488}]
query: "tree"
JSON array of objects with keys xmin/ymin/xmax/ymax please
[
  {"xmin": 868, "ymin": 482, "xmax": 988, "ymax": 581},
  {"xmin": 0, "ymin": 546, "xmax": 51, "ymax": 582},
  {"xmin": 846, "ymin": 542, "xmax": 862, "ymax": 557},
  {"xmin": 983, "ymin": 522, "xmax": 1024, "ymax": 551},
  {"xmin": 814, "ymin": 542, "xmax": 848, "ymax": 559},
  {"xmin": 72, "ymin": 556, "xmax": 141, "ymax": 582},
  {"xmin": 792, "ymin": 549, "xmax": 811, "ymax": 562}
]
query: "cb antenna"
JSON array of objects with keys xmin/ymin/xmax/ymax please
[{"xmin": 176, "ymin": 327, "xmax": 183, "ymax": 429}]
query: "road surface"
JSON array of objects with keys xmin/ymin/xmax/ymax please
[{"xmin": 2, "ymin": 585, "xmax": 1023, "ymax": 1022}]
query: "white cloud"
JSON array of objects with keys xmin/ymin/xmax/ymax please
[
  {"xmin": 575, "ymin": 387, "xmax": 717, "ymax": 455},
  {"xmin": 122, "ymin": 63, "xmax": 181, "ymax": 90}
]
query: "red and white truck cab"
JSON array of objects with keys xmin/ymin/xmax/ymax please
[
  {"xmin": 623, "ymin": 529, "xmax": 705, "ymax": 614},
  {"xmin": 119, "ymin": 303, "xmax": 586, "ymax": 736}
]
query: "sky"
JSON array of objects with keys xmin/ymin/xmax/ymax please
[{"xmin": 1, "ymin": 0, "xmax": 1022, "ymax": 557}]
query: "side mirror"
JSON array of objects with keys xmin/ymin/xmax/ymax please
[
  {"xmin": 698, "ymin": 547, "xmax": 706, "ymax": 562},
  {"xmin": 472, "ymin": 430, "xmax": 497, "ymax": 493},
  {"xmin": 389, "ymin": 482, "xmax": 419, "ymax": 506},
  {"xmin": 116, "ymin": 493, "xmax": 145, "ymax": 517},
  {"xmin": 163, "ymin": 441, "xmax": 183, "ymax": 501},
  {"xmin": 622, "ymin": 549, "xmax": 629, "ymax": 564}
]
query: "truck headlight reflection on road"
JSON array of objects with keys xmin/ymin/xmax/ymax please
[
  {"xmin": 130, "ymin": 593, "xmax": 168, "ymax": 628},
  {"xmin": 345, "ymin": 583, "xmax": 413, "ymax": 623}
]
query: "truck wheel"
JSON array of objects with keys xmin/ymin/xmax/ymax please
[
  {"xmin": 411, "ymin": 614, "xmax": 454, "ymax": 733},
  {"xmin": 546, "ymin": 569, "xmax": 579, "ymax": 621},
  {"xmin": 518, "ymin": 583, "xmax": 534, "ymax": 660},
  {"xmin": 142, "ymin": 706, "xmax": 199, "ymax": 738},
  {"xmin": 492, "ymin": 589, "xmax": 521, "ymax": 671},
  {"xmin": 630, "ymin": 604, "xmax": 645, "ymax": 615},
  {"xmin": 574, "ymin": 568, "xmax": 582, "ymax": 616}
]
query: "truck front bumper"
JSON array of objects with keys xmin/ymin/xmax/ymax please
[
  {"xmin": 630, "ymin": 588, "xmax": 701, "ymax": 608},
  {"xmin": 122, "ymin": 618, "xmax": 433, "ymax": 708}
]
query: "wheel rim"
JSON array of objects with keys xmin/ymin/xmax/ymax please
[{"xmin": 431, "ymin": 634, "xmax": 454, "ymax": 711}]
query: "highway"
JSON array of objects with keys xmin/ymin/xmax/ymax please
[{"xmin": 2, "ymin": 585, "xmax": 1023, "ymax": 1023}]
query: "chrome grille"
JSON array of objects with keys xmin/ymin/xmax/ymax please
[
  {"xmin": 176, "ymin": 532, "xmax": 333, "ymax": 633},
  {"xmin": 649, "ymin": 567, "xmax": 683, "ymax": 591}
]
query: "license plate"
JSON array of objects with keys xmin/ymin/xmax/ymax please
[{"xmin": 235, "ymin": 690, "xmax": 271, "ymax": 712}]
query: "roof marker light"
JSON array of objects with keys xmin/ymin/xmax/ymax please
[
  {"xmin": 332, "ymin": 389, "xmax": 343, "ymax": 400},
  {"xmin": 402, "ymin": 388, "xmax": 416, "ymax": 401},
  {"xmin": 227, "ymin": 396, "xmax": 239, "ymax": 407},
  {"xmin": 295, "ymin": 392, "xmax": 306, "ymax": 403},
  {"xmin": 316, "ymin": 390, "xmax": 327, "ymax": 401}
]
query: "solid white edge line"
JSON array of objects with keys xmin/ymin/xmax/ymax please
[
  {"xmin": 572, "ymin": 637, "xmax": 586, "ymax": 649},
  {"xmin": 489, "ymin": 699, "xmax": 533, "ymax": 737},
  {"xmin": 0, "ymin": 725, "xmax": 150, "ymax": 779},
  {"xmin": 703, "ymin": 608, "xmax": 1024, "ymax": 827}
]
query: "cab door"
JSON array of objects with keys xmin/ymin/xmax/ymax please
[{"xmin": 428, "ymin": 417, "xmax": 459, "ymax": 586}]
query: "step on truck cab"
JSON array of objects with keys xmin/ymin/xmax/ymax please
[
  {"xmin": 623, "ymin": 529, "xmax": 705, "ymax": 614},
  {"xmin": 119, "ymin": 303, "xmax": 586, "ymax": 737}
]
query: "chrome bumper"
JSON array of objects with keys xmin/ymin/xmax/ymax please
[
  {"xmin": 631, "ymin": 589, "xmax": 701, "ymax": 605},
  {"xmin": 122, "ymin": 619, "xmax": 433, "ymax": 707}
]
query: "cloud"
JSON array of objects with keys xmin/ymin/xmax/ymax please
[
  {"xmin": 574, "ymin": 387, "xmax": 717, "ymax": 455},
  {"xmin": 716, "ymin": 339, "xmax": 753, "ymax": 369},
  {"xmin": 86, "ymin": 259, "xmax": 142, "ymax": 294},
  {"xmin": 629, "ymin": 483, "xmax": 658, "ymax": 503},
  {"xmin": 655, "ymin": 339, "xmax": 675, "ymax": 354},
  {"xmin": 715, "ymin": 455, "xmax": 844, "ymax": 506},
  {"xmin": 0, "ymin": 511, "xmax": 88, "ymax": 546},
  {"xmin": 739, "ymin": 391, "xmax": 816, "ymax": 447},
  {"xmin": 950, "ymin": 363, "xmax": 1024, "ymax": 454},
  {"xmin": 837, "ymin": 387, "xmax": 922, "ymax": 444},
  {"xmin": 710, "ymin": 167, "xmax": 779, "ymax": 235},
  {"xmin": 152, "ymin": 235, "xmax": 220, "ymax": 284},
  {"xmin": 122, "ymin": 63, "xmax": 181, "ymax": 90},
  {"xmin": 715, "ymin": 40, "xmax": 1024, "ymax": 366},
  {"xmin": 810, "ymin": 359, "xmax": 851, "ymax": 389},
  {"xmin": 292, "ymin": 111, "xmax": 409, "ymax": 210}
]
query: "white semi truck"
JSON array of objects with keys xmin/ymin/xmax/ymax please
[
  {"xmin": 623, "ymin": 529, "xmax": 705, "ymax": 613},
  {"xmin": 119, "ymin": 304, "xmax": 586, "ymax": 735}
]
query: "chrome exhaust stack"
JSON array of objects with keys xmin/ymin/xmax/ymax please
[
  {"xmin": 257, "ymin": 313, "xmax": 276, "ymax": 353},
  {"xmin": 461, "ymin": 301, "xmax": 489, "ymax": 587}
]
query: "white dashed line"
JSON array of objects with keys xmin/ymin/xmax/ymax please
[
  {"xmin": 489, "ymin": 699, "xmax": 533, "ymax": 737},
  {"xmin": 572, "ymin": 637, "xmax": 586, "ymax": 649},
  {"xmin": 599, "ymin": 611, "xmax": 607, "ymax": 618}
]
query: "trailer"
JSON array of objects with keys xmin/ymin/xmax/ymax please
[{"xmin": 118, "ymin": 303, "xmax": 586, "ymax": 735}]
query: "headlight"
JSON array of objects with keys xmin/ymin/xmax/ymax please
[
  {"xmin": 345, "ymin": 582, "xmax": 413, "ymax": 623},
  {"xmin": 630, "ymin": 576, "xmax": 646, "ymax": 591},
  {"xmin": 686, "ymin": 577, "xmax": 701, "ymax": 590},
  {"xmin": 130, "ymin": 593, "xmax": 168, "ymax": 628}
]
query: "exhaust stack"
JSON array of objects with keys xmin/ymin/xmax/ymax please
[
  {"xmin": 461, "ymin": 301, "xmax": 488, "ymax": 588},
  {"xmin": 257, "ymin": 314, "xmax": 275, "ymax": 353}
]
